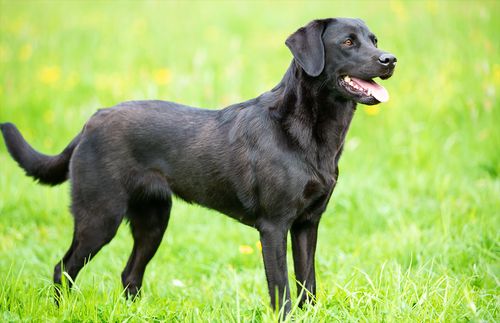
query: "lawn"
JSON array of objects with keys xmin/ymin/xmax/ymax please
[{"xmin": 0, "ymin": 0, "xmax": 498, "ymax": 321}]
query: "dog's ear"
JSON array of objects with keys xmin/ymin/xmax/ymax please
[{"xmin": 285, "ymin": 19, "xmax": 331, "ymax": 77}]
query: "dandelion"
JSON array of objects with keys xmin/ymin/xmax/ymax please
[
  {"xmin": 255, "ymin": 241, "xmax": 262, "ymax": 252},
  {"xmin": 363, "ymin": 106, "xmax": 380, "ymax": 116},
  {"xmin": 38, "ymin": 66, "xmax": 60, "ymax": 84},
  {"xmin": 153, "ymin": 68, "xmax": 171, "ymax": 86},
  {"xmin": 239, "ymin": 245, "xmax": 254, "ymax": 254},
  {"xmin": 425, "ymin": 0, "xmax": 438, "ymax": 15},
  {"xmin": 492, "ymin": 64, "xmax": 500, "ymax": 86},
  {"xmin": 390, "ymin": 0, "xmax": 408, "ymax": 22},
  {"xmin": 10, "ymin": 18, "xmax": 24, "ymax": 34}
]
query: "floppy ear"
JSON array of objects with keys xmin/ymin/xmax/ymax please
[{"xmin": 285, "ymin": 19, "xmax": 330, "ymax": 77}]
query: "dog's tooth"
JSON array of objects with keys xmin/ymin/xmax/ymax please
[{"xmin": 344, "ymin": 76, "xmax": 351, "ymax": 82}]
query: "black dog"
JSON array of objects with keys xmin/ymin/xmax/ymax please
[{"xmin": 1, "ymin": 18, "xmax": 396, "ymax": 315}]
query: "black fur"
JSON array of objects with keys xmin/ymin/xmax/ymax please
[
  {"xmin": 0, "ymin": 18, "xmax": 396, "ymax": 315},
  {"xmin": 0, "ymin": 122, "xmax": 81, "ymax": 185}
]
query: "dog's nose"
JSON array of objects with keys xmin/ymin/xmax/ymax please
[{"xmin": 378, "ymin": 53, "xmax": 397, "ymax": 66}]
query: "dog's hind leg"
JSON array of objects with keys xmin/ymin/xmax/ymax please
[
  {"xmin": 53, "ymin": 185, "xmax": 127, "ymax": 301},
  {"xmin": 121, "ymin": 198, "xmax": 171, "ymax": 298}
]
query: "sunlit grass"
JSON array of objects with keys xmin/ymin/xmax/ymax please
[{"xmin": 0, "ymin": 0, "xmax": 499, "ymax": 321}]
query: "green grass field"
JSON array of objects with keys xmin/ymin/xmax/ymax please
[{"xmin": 0, "ymin": 0, "xmax": 499, "ymax": 321}]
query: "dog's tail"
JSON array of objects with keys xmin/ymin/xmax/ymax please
[{"xmin": 0, "ymin": 122, "xmax": 81, "ymax": 186}]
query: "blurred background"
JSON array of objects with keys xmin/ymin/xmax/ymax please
[{"xmin": 0, "ymin": 0, "xmax": 498, "ymax": 321}]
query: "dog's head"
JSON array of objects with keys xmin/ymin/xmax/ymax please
[{"xmin": 286, "ymin": 18, "xmax": 396, "ymax": 105}]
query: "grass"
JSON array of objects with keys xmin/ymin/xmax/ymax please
[{"xmin": 0, "ymin": 0, "xmax": 499, "ymax": 321}]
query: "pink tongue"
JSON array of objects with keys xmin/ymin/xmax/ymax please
[{"xmin": 351, "ymin": 77, "xmax": 389, "ymax": 103}]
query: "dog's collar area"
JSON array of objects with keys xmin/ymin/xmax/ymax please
[{"xmin": 340, "ymin": 75, "xmax": 389, "ymax": 103}]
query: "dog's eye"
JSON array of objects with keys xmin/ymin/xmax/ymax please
[
  {"xmin": 373, "ymin": 37, "xmax": 378, "ymax": 47},
  {"xmin": 343, "ymin": 39, "xmax": 353, "ymax": 46}
]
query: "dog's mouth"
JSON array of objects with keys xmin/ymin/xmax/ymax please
[{"xmin": 338, "ymin": 75, "xmax": 389, "ymax": 105}]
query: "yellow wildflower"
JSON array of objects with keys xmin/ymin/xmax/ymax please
[
  {"xmin": 363, "ymin": 106, "xmax": 380, "ymax": 116},
  {"xmin": 492, "ymin": 64, "xmax": 500, "ymax": 87},
  {"xmin": 256, "ymin": 241, "xmax": 262, "ymax": 252},
  {"xmin": 390, "ymin": 0, "xmax": 408, "ymax": 22},
  {"xmin": 425, "ymin": 0, "xmax": 438, "ymax": 15},
  {"xmin": 153, "ymin": 68, "xmax": 171, "ymax": 86},
  {"xmin": 38, "ymin": 66, "xmax": 60, "ymax": 84},
  {"xmin": 239, "ymin": 245, "xmax": 254, "ymax": 254}
]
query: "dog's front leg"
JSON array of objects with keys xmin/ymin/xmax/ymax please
[
  {"xmin": 291, "ymin": 219, "xmax": 319, "ymax": 307},
  {"xmin": 258, "ymin": 220, "xmax": 291, "ymax": 317}
]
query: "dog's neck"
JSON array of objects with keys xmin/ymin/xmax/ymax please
[{"xmin": 269, "ymin": 61, "xmax": 356, "ymax": 171}]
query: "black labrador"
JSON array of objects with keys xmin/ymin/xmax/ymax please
[{"xmin": 0, "ymin": 18, "xmax": 396, "ymax": 315}]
